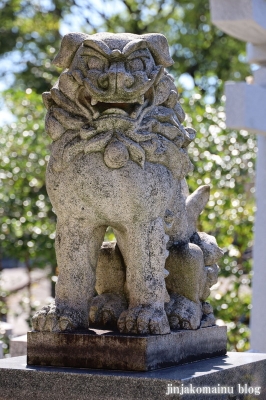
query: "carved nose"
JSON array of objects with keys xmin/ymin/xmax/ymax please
[
  {"xmin": 115, "ymin": 62, "xmax": 134, "ymax": 89},
  {"xmin": 98, "ymin": 62, "xmax": 134, "ymax": 93}
]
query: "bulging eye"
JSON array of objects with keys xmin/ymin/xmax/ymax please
[
  {"xmin": 87, "ymin": 56, "xmax": 105, "ymax": 70},
  {"xmin": 128, "ymin": 58, "xmax": 144, "ymax": 73}
]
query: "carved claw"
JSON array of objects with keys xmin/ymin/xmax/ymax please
[
  {"xmin": 136, "ymin": 308, "xmax": 152, "ymax": 335},
  {"xmin": 31, "ymin": 315, "xmax": 40, "ymax": 331},
  {"xmin": 165, "ymin": 294, "xmax": 202, "ymax": 330},
  {"xmin": 31, "ymin": 303, "xmax": 85, "ymax": 332},
  {"xmin": 59, "ymin": 317, "xmax": 75, "ymax": 332},
  {"xmin": 149, "ymin": 310, "xmax": 170, "ymax": 335},
  {"xmin": 117, "ymin": 305, "xmax": 170, "ymax": 335},
  {"xmin": 167, "ymin": 315, "xmax": 181, "ymax": 330},
  {"xmin": 46, "ymin": 313, "xmax": 59, "ymax": 332},
  {"xmin": 101, "ymin": 310, "xmax": 113, "ymax": 326},
  {"xmin": 125, "ymin": 312, "xmax": 138, "ymax": 334},
  {"xmin": 89, "ymin": 293, "xmax": 128, "ymax": 329}
]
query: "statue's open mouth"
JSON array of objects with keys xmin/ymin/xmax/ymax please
[
  {"xmin": 94, "ymin": 101, "xmax": 136, "ymax": 116},
  {"xmin": 78, "ymin": 88, "xmax": 150, "ymax": 120},
  {"xmin": 88, "ymin": 97, "xmax": 150, "ymax": 120}
]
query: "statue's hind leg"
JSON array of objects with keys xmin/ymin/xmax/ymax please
[{"xmin": 32, "ymin": 219, "xmax": 106, "ymax": 332}]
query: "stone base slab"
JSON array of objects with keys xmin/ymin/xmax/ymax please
[
  {"xmin": 27, "ymin": 326, "xmax": 227, "ymax": 371},
  {"xmin": 10, "ymin": 334, "xmax": 27, "ymax": 357},
  {"xmin": 1, "ymin": 352, "xmax": 266, "ymax": 399}
]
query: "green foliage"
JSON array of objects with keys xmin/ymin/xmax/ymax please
[
  {"xmin": 0, "ymin": 276, "xmax": 9, "ymax": 322},
  {"xmin": 0, "ymin": 0, "xmax": 255, "ymax": 350},
  {"xmin": 0, "ymin": 270, "xmax": 10, "ymax": 355},
  {"xmin": 0, "ymin": 89, "xmax": 56, "ymax": 265},
  {"xmin": 0, "ymin": 0, "xmax": 73, "ymax": 93},
  {"xmin": 0, "ymin": 328, "xmax": 10, "ymax": 356}
]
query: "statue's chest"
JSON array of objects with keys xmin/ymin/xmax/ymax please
[{"xmin": 46, "ymin": 152, "xmax": 179, "ymax": 220}]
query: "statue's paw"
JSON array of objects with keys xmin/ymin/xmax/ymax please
[
  {"xmin": 89, "ymin": 293, "xmax": 128, "ymax": 329},
  {"xmin": 117, "ymin": 305, "xmax": 170, "ymax": 335},
  {"xmin": 31, "ymin": 302, "xmax": 84, "ymax": 332},
  {"xmin": 165, "ymin": 294, "xmax": 202, "ymax": 330},
  {"xmin": 200, "ymin": 302, "xmax": 216, "ymax": 328}
]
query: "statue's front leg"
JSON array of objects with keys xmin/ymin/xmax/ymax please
[
  {"xmin": 116, "ymin": 218, "xmax": 170, "ymax": 335},
  {"xmin": 32, "ymin": 219, "xmax": 106, "ymax": 332}
]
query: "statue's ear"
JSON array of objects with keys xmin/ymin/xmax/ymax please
[
  {"xmin": 52, "ymin": 32, "xmax": 90, "ymax": 68},
  {"xmin": 141, "ymin": 33, "xmax": 174, "ymax": 67}
]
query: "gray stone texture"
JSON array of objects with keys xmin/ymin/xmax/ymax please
[
  {"xmin": 247, "ymin": 43, "xmax": 266, "ymax": 65},
  {"xmin": 32, "ymin": 32, "xmax": 223, "ymax": 337},
  {"xmin": 210, "ymin": 0, "xmax": 266, "ymax": 44},
  {"xmin": 27, "ymin": 326, "xmax": 227, "ymax": 371},
  {"xmin": 254, "ymin": 67, "xmax": 266, "ymax": 86},
  {"xmin": 10, "ymin": 335, "xmax": 27, "ymax": 357},
  {"xmin": 1, "ymin": 352, "xmax": 266, "ymax": 399},
  {"xmin": 225, "ymin": 81, "xmax": 266, "ymax": 135}
]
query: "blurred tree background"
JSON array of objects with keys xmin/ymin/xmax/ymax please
[{"xmin": 0, "ymin": 0, "xmax": 254, "ymax": 351}]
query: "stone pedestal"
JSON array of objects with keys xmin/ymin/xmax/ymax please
[
  {"xmin": 27, "ymin": 326, "xmax": 226, "ymax": 371},
  {"xmin": 10, "ymin": 335, "xmax": 27, "ymax": 357},
  {"xmin": 1, "ymin": 352, "xmax": 266, "ymax": 399}
]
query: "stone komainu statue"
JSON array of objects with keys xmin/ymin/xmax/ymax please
[{"xmin": 32, "ymin": 32, "xmax": 223, "ymax": 335}]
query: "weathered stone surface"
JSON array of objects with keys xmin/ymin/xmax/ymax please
[
  {"xmin": 210, "ymin": 0, "xmax": 266, "ymax": 44},
  {"xmin": 247, "ymin": 43, "xmax": 266, "ymax": 65},
  {"xmin": 32, "ymin": 31, "xmax": 223, "ymax": 337},
  {"xmin": 27, "ymin": 326, "xmax": 226, "ymax": 371},
  {"xmin": 254, "ymin": 67, "xmax": 266, "ymax": 86},
  {"xmin": 1, "ymin": 352, "xmax": 266, "ymax": 399},
  {"xmin": 225, "ymin": 81, "xmax": 266, "ymax": 135},
  {"xmin": 95, "ymin": 241, "xmax": 126, "ymax": 297},
  {"xmin": 10, "ymin": 335, "xmax": 27, "ymax": 357},
  {"xmin": 90, "ymin": 238, "xmax": 222, "ymax": 332}
]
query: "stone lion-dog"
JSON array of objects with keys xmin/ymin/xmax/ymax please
[{"xmin": 32, "ymin": 32, "xmax": 223, "ymax": 335}]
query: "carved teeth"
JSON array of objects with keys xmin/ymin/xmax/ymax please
[{"xmin": 91, "ymin": 98, "xmax": 98, "ymax": 106}]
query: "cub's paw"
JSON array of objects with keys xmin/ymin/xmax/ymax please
[
  {"xmin": 165, "ymin": 294, "xmax": 202, "ymax": 330},
  {"xmin": 200, "ymin": 302, "xmax": 216, "ymax": 328},
  {"xmin": 31, "ymin": 302, "xmax": 84, "ymax": 332},
  {"xmin": 117, "ymin": 305, "xmax": 170, "ymax": 335},
  {"xmin": 89, "ymin": 293, "xmax": 128, "ymax": 329}
]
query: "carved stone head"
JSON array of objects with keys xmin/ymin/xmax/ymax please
[
  {"xmin": 44, "ymin": 32, "xmax": 194, "ymax": 175},
  {"xmin": 53, "ymin": 32, "xmax": 173, "ymax": 104}
]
